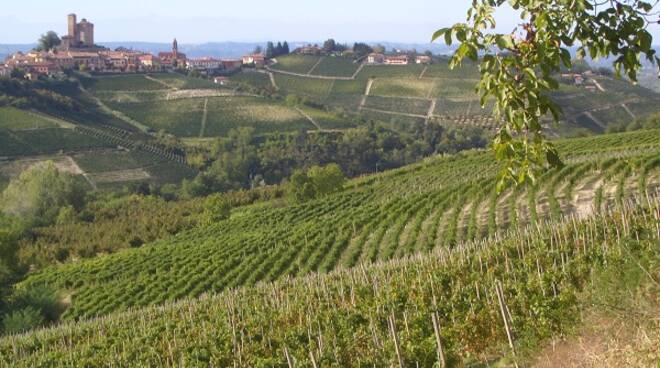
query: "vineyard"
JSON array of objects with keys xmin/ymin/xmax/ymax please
[
  {"xmin": 2, "ymin": 188, "xmax": 658, "ymax": 366},
  {"xmin": 234, "ymin": 55, "xmax": 660, "ymax": 135},
  {"xmin": 13, "ymin": 129, "xmax": 660, "ymax": 324}
]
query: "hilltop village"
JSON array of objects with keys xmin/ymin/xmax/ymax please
[{"xmin": 0, "ymin": 14, "xmax": 440, "ymax": 82}]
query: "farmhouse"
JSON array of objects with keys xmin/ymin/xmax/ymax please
[
  {"xmin": 295, "ymin": 44, "xmax": 322, "ymax": 55},
  {"xmin": 415, "ymin": 55, "xmax": 432, "ymax": 64},
  {"xmin": 367, "ymin": 53, "xmax": 385, "ymax": 64},
  {"xmin": 138, "ymin": 54, "xmax": 161, "ymax": 70},
  {"xmin": 222, "ymin": 59, "xmax": 243, "ymax": 72},
  {"xmin": 187, "ymin": 57, "xmax": 223, "ymax": 71},
  {"xmin": 242, "ymin": 54, "xmax": 266, "ymax": 67},
  {"xmin": 384, "ymin": 55, "xmax": 409, "ymax": 65}
]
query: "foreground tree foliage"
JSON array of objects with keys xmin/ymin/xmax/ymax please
[
  {"xmin": 1, "ymin": 162, "xmax": 86, "ymax": 227},
  {"xmin": 434, "ymin": 0, "xmax": 658, "ymax": 189}
]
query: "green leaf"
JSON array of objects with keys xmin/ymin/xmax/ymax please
[{"xmin": 431, "ymin": 28, "xmax": 449, "ymax": 43}]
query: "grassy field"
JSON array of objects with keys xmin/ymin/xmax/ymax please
[
  {"xmin": 203, "ymin": 97, "xmax": 315, "ymax": 136},
  {"xmin": 271, "ymin": 54, "xmax": 322, "ymax": 74},
  {"xmin": 13, "ymin": 129, "xmax": 659, "ymax": 324},
  {"xmin": 87, "ymin": 75, "xmax": 169, "ymax": 92},
  {"xmin": 0, "ymin": 128, "xmax": 113, "ymax": 157},
  {"xmin": 273, "ymin": 74, "xmax": 334, "ymax": 99},
  {"xmin": 229, "ymin": 72, "xmax": 273, "ymax": 90},
  {"xmin": 299, "ymin": 107, "xmax": 359, "ymax": 130},
  {"xmin": 106, "ymin": 99, "xmax": 205, "ymax": 137},
  {"xmin": 0, "ymin": 107, "xmax": 58, "ymax": 130},
  {"xmin": 370, "ymin": 78, "xmax": 436, "ymax": 98},
  {"xmin": 146, "ymin": 73, "xmax": 220, "ymax": 90},
  {"xmin": 364, "ymin": 95, "xmax": 431, "ymax": 115},
  {"xmin": 311, "ymin": 57, "xmax": 361, "ymax": 77},
  {"xmin": 358, "ymin": 64, "xmax": 426, "ymax": 79}
]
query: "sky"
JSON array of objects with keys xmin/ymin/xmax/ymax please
[{"xmin": 0, "ymin": 0, "xmax": 658, "ymax": 44}]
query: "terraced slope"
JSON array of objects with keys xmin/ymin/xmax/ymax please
[
  {"xmin": 247, "ymin": 55, "xmax": 660, "ymax": 133},
  {"xmin": 19, "ymin": 129, "xmax": 660, "ymax": 322},
  {"xmin": 3, "ymin": 194, "xmax": 658, "ymax": 366}
]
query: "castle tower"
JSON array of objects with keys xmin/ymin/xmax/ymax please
[
  {"xmin": 68, "ymin": 14, "xmax": 78, "ymax": 43},
  {"xmin": 79, "ymin": 18, "xmax": 94, "ymax": 47},
  {"xmin": 173, "ymin": 38, "xmax": 178, "ymax": 59}
]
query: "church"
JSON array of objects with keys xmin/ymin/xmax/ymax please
[{"xmin": 158, "ymin": 39, "xmax": 187, "ymax": 68}]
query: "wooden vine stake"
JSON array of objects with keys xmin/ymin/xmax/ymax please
[
  {"xmin": 431, "ymin": 312, "xmax": 447, "ymax": 368},
  {"xmin": 284, "ymin": 346, "xmax": 294, "ymax": 368},
  {"xmin": 495, "ymin": 280, "xmax": 518, "ymax": 368},
  {"xmin": 388, "ymin": 313, "xmax": 405, "ymax": 368}
]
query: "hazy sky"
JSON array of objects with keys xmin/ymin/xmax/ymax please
[{"xmin": 0, "ymin": 0, "xmax": 658, "ymax": 44}]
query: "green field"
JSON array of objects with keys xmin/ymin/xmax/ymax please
[
  {"xmin": 364, "ymin": 95, "xmax": 431, "ymax": 115},
  {"xmin": 15, "ymin": 129, "xmax": 660, "ymax": 323},
  {"xmin": 358, "ymin": 64, "xmax": 427, "ymax": 79},
  {"xmin": 299, "ymin": 107, "xmax": 359, "ymax": 130},
  {"xmin": 273, "ymin": 74, "xmax": 334, "ymax": 99},
  {"xmin": 311, "ymin": 57, "xmax": 361, "ymax": 77},
  {"xmin": 0, "ymin": 128, "xmax": 113, "ymax": 157},
  {"xmin": 88, "ymin": 75, "xmax": 169, "ymax": 92},
  {"xmin": 370, "ymin": 78, "xmax": 436, "ymax": 98},
  {"xmin": 229, "ymin": 72, "xmax": 273, "ymax": 90},
  {"xmin": 203, "ymin": 97, "xmax": 315, "ymax": 136},
  {"xmin": 107, "ymin": 99, "xmax": 205, "ymax": 137},
  {"xmin": 271, "ymin": 54, "xmax": 321, "ymax": 74},
  {"xmin": 147, "ymin": 73, "xmax": 220, "ymax": 89},
  {"xmin": 0, "ymin": 107, "xmax": 57, "ymax": 130}
]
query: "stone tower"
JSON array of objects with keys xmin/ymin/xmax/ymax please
[
  {"xmin": 79, "ymin": 18, "xmax": 94, "ymax": 47},
  {"xmin": 68, "ymin": 14, "xmax": 78, "ymax": 41},
  {"xmin": 173, "ymin": 38, "xmax": 179, "ymax": 59}
]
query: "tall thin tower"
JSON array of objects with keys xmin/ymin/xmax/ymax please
[{"xmin": 68, "ymin": 14, "xmax": 78, "ymax": 42}]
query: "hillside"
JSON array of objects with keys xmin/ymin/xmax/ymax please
[
  {"xmin": 2, "ymin": 190, "xmax": 658, "ymax": 366},
  {"xmin": 233, "ymin": 55, "xmax": 660, "ymax": 135},
  {"xmin": 17, "ymin": 129, "xmax": 660, "ymax": 322},
  {"xmin": 0, "ymin": 78, "xmax": 197, "ymax": 190}
]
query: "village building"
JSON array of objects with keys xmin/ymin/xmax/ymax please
[
  {"xmin": 415, "ymin": 55, "xmax": 432, "ymax": 64},
  {"xmin": 222, "ymin": 59, "xmax": 243, "ymax": 72},
  {"xmin": 242, "ymin": 54, "xmax": 266, "ymax": 67},
  {"xmin": 187, "ymin": 57, "xmax": 223, "ymax": 72},
  {"xmin": 138, "ymin": 54, "xmax": 161, "ymax": 70},
  {"xmin": 366, "ymin": 53, "xmax": 385, "ymax": 64},
  {"xmin": 158, "ymin": 39, "xmax": 187, "ymax": 68},
  {"xmin": 294, "ymin": 44, "xmax": 322, "ymax": 55},
  {"xmin": 384, "ymin": 55, "xmax": 409, "ymax": 65}
]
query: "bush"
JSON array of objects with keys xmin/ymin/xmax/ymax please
[
  {"xmin": 288, "ymin": 164, "xmax": 345, "ymax": 202},
  {"xmin": 2, "ymin": 307, "xmax": 44, "ymax": 334}
]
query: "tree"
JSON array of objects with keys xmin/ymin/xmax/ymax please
[
  {"xmin": 282, "ymin": 41, "xmax": 290, "ymax": 55},
  {"xmin": 253, "ymin": 45, "xmax": 263, "ymax": 55},
  {"xmin": 353, "ymin": 43, "xmax": 374, "ymax": 58},
  {"xmin": 198, "ymin": 194, "xmax": 231, "ymax": 226},
  {"xmin": 1, "ymin": 162, "xmax": 86, "ymax": 226},
  {"xmin": 433, "ymin": 0, "xmax": 658, "ymax": 190},
  {"xmin": 372, "ymin": 44, "xmax": 386, "ymax": 54},
  {"xmin": 36, "ymin": 31, "xmax": 61, "ymax": 52},
  {"xmin": 323, "ymin": 39, "xmax": 337, "ymax": 53},
  {"xmin": 276, "ymin": 42, "xmax": 283, "ymax": 56},
  {"xmin": 265, "ymin": 42, "xmax": 275, "ymax": 58},
  {"xmin": 288, "ymin": 164, "xmax": 345, "ymax": 202}
]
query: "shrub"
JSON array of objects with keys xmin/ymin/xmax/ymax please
[{"xmin": 2, "ymin": 307, "xmax": 44, "ymax": 334}]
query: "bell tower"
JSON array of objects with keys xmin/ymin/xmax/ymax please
[{"xmin": 172, "ymin": 38, "xmax": 178, "ymax": 59}]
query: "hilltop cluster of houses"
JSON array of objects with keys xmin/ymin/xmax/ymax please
[{"xmin": 0, "ymin": 14, "xmax": 262, "ymax": 80}]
